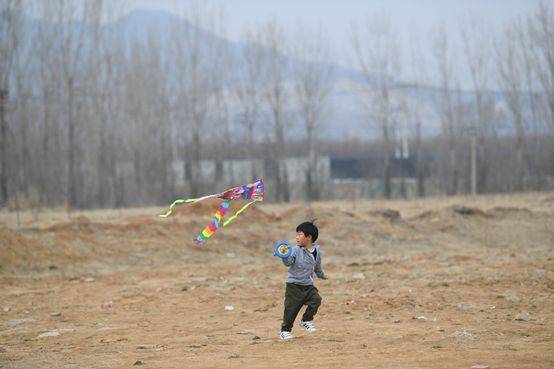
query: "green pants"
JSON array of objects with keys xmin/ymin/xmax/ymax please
[{"xmin": 281, "ymin": 283, "xmax": 322, "ymax": 332}]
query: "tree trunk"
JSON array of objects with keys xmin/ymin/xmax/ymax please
[
  {"xmin": 67, "ymin": 81, "xmax": 77, "ymax": 210},
  {"xmin": 415, "ymin": 117, "xmax": 425, "ymax": 197},
  {"xmin": 97, "ymin": 126, "xmax": 108, "ymax": 207},
  {"xmin": 133, "ymin": 147, "xmax": 142, "ymax": 204},
  {"xmin": 383, "ymin": 118, "xmax": 392, "ymax": 199},
  {"xmin": 0, "ymin": 89, "xmax": 8, "ymax": 205},
  {"xmin": 190, "ymin": 130, "xmax": 201, "ymax": 197}
]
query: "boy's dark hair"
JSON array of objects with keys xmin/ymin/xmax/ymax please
[{"xmin": 296, "ymin": 221, "xmax": 318, "ymax": 242}]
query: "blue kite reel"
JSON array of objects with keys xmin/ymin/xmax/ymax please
[{"xmin": 273, "ymin": 240, "xmax": 293, "ymax": 259}]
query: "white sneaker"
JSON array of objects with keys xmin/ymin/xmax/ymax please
[
  {"xmin": 280, "ymin": 331, "xmax": 293, "ymax": 340},
  {"xmin": 300, "ymin": 320, "xmax": 317, "ymax": 332}
]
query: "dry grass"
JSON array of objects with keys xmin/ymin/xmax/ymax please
[{"xmin": 1, "ymin": 192, "xmax": 553, "ymax": 368}]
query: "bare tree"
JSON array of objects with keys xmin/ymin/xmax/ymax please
[
  {"xmin": 433, "ymin": 25, "xmax": 460, "ymax": 195},
  {"xmin": 518, "ymin": 13, "xmax": 548, "ymax": 189},
  {"xmin": 527, "ymin": 2, "xmax": 554, "ymax": 129},
  {"xmin": 34, "ymin": 1, "xmax": 64, "ymax": 205},
  {"xmin": 91, "ymin": 3, "xmax": 127, "ymax": 207},
  {"xmin": 234, "ymin": 29, "xmax": 266, "ymax": 180},
  {"xmin": 461, "ymin": 15, "xmax": 495, "ymax": 193},
  {"xmin": 172, "ymin": 2, "xmax": 223, "ymax": 196},
  {"xmin": 352, "ymin": 14, "xmax": 400, "ymax": 199},
  {"xmin": 206, "ymin": 12, "xmax": 229, "ymax": 187},
  {"xmin": 293, "ymin": 26, "xmax": 333, "ymax": 201},
  {"xmin": 262, "ymin": 21, "xmax": 290, "ymax": 202},
  {"xmin": 0, "ymin": 0, "xmax": 23, "ymax": 206},
  {"xmin": 122, "ymin": 39, "xmax": 162, "ymax": 205},
  {"xmin": 408, "ymin": 33, "xmax": 428, "ymax": 197},
  {"xmin": 495, "ymin": 22, "xmax": 529, "ymax": 191},
  {"xmin": 47, "ymin": 0, "xmax": 91, "ymax": 210}
]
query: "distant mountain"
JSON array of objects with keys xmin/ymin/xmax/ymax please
[{"xmin": 22, "ymin": 9, "xmax": 514, "ymax": 141}]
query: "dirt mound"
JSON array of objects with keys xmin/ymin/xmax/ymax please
[
  {"xmin": 409, "ymin": 209, "xmax": 439, "ymax": 220},
  {"xmin": 0, "ymin": 225, "xmax": 56, "ymax": 272},
  {"xmin": 240, "ymin": 204, "xmax": 279, "ymax": 223},
  {"xmin": 542, "ymin": 195, "xmax": 554, "ymax": 203},
  {"xmin": 487, "ymin": 206, "xmax": 534, "ymax": 218},
  {"xmin": 367, "ymin": 208, "xmax": 401, "ymax": 221},
  {"xmin": 0, "ymin": 225, "xmax": 37, "ymax": 271},
  {"xmin": 449, "ymin": 205, "xmax": 488, "ymax": 217}
]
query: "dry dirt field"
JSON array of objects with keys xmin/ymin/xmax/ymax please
[{"xmin": 1, "ymin": 192, "xmax": 553, "ymax": 369}]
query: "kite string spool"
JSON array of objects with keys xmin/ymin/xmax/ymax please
[{"xmin": 273, "ymin": 240, "xmax": 292, "ymax": 258}]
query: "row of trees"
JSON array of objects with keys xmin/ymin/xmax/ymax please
[
  {"xmin": 0, "ymin": 1, "xmax": 553, "ymax": 210},
  {"xmin": 352, "ymin": 5, "xmax": 554, "ymax": 198}
]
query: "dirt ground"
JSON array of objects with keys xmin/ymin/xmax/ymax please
[{"xmin": 1, "ymin": 192, "xmax": 553, "ymax": 369}]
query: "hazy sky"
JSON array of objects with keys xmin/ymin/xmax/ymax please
[
  {"xmin": 122, "ymin": 0, "xmax": 542, "ymax": 87},
  {"xmin": 25, "ymin": 0, "xmax": 545, "ymax": 88}
]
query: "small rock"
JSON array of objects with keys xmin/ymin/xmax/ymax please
[
  {"xmin": 0, "ymin": 347, "xmax": 6, "ymax": 353},
  {"xmin": 3, "ymin": 306, "xmax": 11, "ymax": 312},
  {"xmin": 136, "ymin": 345, "xmax": 155, "ymax": 350},
  {"xmin": 49, "ymin": 311, "xmax": 62, "ymax": 317},
  {"xmin": 471, "ymin": 365, "xmax": 489, "ymax": 369},
  {"xmin": 393, "ymin": 319, "xmax": 401, "ymax": 323},
  {"xmin": 353, "ymin": 272, "xmax": 366, "ymax": 280},
  {"xmin": 101, "ymin": 301, "xmax": 114, "ymax": 309},
  {"xmin": 37, "ymin": 330, "xmax": 60, "ymax": 338},
  {"xmin": 224, "ymin": 305, "xmax": 235, "ymax": 311},
  {"xmin": 497, "ymin": 290, "xmax": 520, "ymax": 302},
  {"xmin": 8, "ymin": 318, "xmax": 34, "ymax": 327},
  {"xmin": 346, "ymin": 299, "xmax": 357, "ymax": 305},
  {"xmin": 84, "ymin": 277, "xmax": 95, "ymax": 283},
  {"xmin": 515, "ymin": 311, "xmax": 535, "ymax": 322},
  {"xmin": 412, "ymin": 316, "xmax": 427, "ymax": 321},
  {"xmin": 457, "ymin": 303, "xmax": 472, "ymax": 311},
  {"xmin": 252, "ymin": 336, "xmax": 260, "ymax": 340},
  {"xmin": 133, "ymin": 360, "xmax": 143, "ymax": 366},
  {"xmin": 451, "ymin": 329, "xmax": 477, "ymax": 340},
  {"xmin": 181, "ymin": 286, "xmax": 188, "ymax": 292},
  {"xmin": 226, "ymin": 252, "xmax": 236, "ymax": 258}
]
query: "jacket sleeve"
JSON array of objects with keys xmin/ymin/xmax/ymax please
[
  {"xmin": 281, "ymin": 247, "xmax": 297, "ymax": 267},
  {"xmin": 314, "ymin": 248, "xmax": 325, "ymax": 278}
]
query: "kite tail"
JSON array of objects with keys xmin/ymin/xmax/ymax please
[
  {"xmin": 223, "ymin": 199, "xmax": 260, "ymax": 227},
  {"xmin": 195, "ymin": 200, "xmax": 230, "ymax": 244},
  {"xmin": 159, "ymin": 194, "xmax": 219, "ymax": 218}
]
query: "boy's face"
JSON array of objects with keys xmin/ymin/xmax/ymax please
[{"xmin": 296, "ymin": 231, "xmax": 312, "ymax": 247}]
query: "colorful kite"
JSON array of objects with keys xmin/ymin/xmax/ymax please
[{"xmin": 160, "ymin": 179, "xmax": 265, "ymax": 244}]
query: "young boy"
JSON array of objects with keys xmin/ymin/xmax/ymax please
[{"xmin": 279, "ymin": 221, "xmax": 327, "ymax": 340}]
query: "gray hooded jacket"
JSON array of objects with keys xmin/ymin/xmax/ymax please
[{"xmin": 282, "ymin": 244, "xmax": 325, "ymax": 285}]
